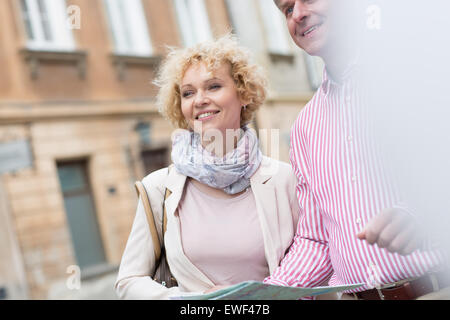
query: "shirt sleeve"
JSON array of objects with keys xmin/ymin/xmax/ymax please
[
  {"xmin": 264, "ymin": 124, "xmax": 333, "ymax": 289},
  {"xmin": 264, "ymin": 177, "xmax": 333, "ymax": 288}
]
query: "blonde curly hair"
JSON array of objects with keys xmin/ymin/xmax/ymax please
[{"xmin": 153, "ymin": 34, "xmax": 268, "ymax": 129}]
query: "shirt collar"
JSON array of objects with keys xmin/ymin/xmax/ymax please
[{"xmin": 321, "ymin": 50, "xmax": 361, "ymax": 93}]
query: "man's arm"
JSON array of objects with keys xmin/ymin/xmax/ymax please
[
  {"xmin": 264, "ymin": 175, "xmax": 333, "ymax": 288},
  {"xmin": 266, "ymin": 117, "xmax": 333, "ymax": 289}
]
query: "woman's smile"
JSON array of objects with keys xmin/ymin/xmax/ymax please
[{"xmin": 195, "ymin": 110, "xmax": 220, "ymax": 121}]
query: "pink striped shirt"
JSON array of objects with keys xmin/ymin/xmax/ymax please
[{"xmin": 264, "ymin": 68, "xmax": 445, "ymax": 293}]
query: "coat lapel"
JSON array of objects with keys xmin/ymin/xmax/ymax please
[
  {"xmin": 250, "ymin": 158, "xmax": 283, "ymax": 273},
  {"xmin": 164, "ymin": 166, "xmax": 185, "ymax": 219}
]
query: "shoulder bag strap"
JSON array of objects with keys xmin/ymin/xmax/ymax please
[
  {"xmin": 134, "ymin": 181, "xmax": 161, "ymax": 264},
  {"xmin": 134, "ymin": 166, "xmax": 172, "ymax": 268}
]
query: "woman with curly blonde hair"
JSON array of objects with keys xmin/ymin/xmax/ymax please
[{"xmin": 115, "ymin": 35, "xmax": 300, "ymax": 299}]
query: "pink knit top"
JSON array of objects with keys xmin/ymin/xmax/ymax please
[{"xmin": 178, "ymin": 180, "xmax": 269, "ymax": 285}]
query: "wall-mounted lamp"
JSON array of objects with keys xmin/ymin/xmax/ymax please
[{"xmin": 134, "ymin": 122, "xmax": 152, "ymax": 146}]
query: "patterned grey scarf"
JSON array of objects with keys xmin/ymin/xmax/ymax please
[{"xmin": 171, "ymin": 127, "xmax": 262, "ymax": 194}]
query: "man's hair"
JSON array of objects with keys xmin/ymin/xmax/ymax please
[{"xmin": 153, "ymin": 34, "xmax": 268, "ymax": 129}]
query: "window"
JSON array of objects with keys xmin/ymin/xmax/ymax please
[
  {"xmin": 259, "ymin": 0, "xmax": 291, "ymax": 55},
  {"xmin": 173, "ymin": 0, "xmax": 212, "ymax": 47},
  {"xmin": 224, "ymin": 0, "xmax": 266, "ymax": 52},
  {"xmin": 20, "ymin": 0, "xmax": 75, "ymax": 51},
  {"xmin": 141, "ymin": 147, "xmax": 169, "ymax": 176},
  {"xmin": 104, "ymin": 0, "xmax": 153, "ymax": 56}
]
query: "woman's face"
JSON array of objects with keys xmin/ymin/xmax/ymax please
[{"xmin": 180, "ymin": 62, "xmax": 244, "ymax": 137}]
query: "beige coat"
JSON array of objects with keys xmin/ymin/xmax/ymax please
[{"xmin": 114, "ymin": 156, "xmax": 300, "ymax": 299}]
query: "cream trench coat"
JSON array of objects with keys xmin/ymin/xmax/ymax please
[{"xmin": 114, "ymin": 156, "xmax": 300, "ymax": 299}]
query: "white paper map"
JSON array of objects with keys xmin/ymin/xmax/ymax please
[{"xmin": 171, "ymin": 281, "xmax": 364, "ymax": 300}]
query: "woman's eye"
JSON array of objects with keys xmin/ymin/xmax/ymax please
[
  {"xmin": 209, "ymin": 84, "xmax": 221, "ymax": 90},
  {"xmin": 182, "ymin": 91, "xmax": 193, "ymax": 98}
]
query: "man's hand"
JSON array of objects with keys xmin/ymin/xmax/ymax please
[{"xmin": 357, "ymin": 208, "xmax": 423, "ymax": 255}]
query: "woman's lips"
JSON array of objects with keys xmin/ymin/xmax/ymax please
[{"xmin": 195, "ymin": 110, "xmax": 220, "ymax": 121}]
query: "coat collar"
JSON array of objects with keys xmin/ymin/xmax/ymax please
[{"xmin": 250, "ymin": 156, "xmax": 274, "ymax": 185}]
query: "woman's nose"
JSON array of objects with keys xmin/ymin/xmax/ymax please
[{"xmin": 194, "ymin": 90, "xmax": 210, "ymax": 107}]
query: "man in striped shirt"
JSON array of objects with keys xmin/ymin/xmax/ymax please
[{"xmin": 265, "ymin": 0, "xmax": 448, "ymax": 299}]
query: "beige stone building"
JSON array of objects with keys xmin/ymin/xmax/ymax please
[{"xmin": 0, "ymin": 0, "xmax": 321, "ymax": 299}]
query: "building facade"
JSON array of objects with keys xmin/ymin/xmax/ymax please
[{"xmin": 0, "ymin": 0, "xmax": 321, "ymax": 299}]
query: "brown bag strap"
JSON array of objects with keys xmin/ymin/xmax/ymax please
[
  {"xmin": 134, "ymin": 165, "xmax": 173, "ymax": 266},
  {"xmin": 134, "ymin": 181, "xmax": 161, "ymax": 263}
]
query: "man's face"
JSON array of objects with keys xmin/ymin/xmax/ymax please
[{"xmin": 275, "ymin": 0, "xmax": 331, "ymax": 56}]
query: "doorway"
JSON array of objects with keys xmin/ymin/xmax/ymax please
[{"xmin": 56, "ymin": 160, "xmax": 106, "ymax": 271}]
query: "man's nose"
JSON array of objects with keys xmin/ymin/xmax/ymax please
[{"xmin": 292, "ymin": 0, "xmax": 309, "ymax": 23}]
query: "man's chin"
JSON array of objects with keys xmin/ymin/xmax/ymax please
[
  {"xmin": 294, "ymin": 39, "xmax": 324, "ymax": 57},
  {"xmin": 302, "ymin": 46, "xmax": 323, "ymax": 58},
  {"xmin": 305, "ymin": 42, "xmax": 330, "ymax": 59}
]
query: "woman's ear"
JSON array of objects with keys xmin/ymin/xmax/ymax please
[{"xmin": 240, "ymin": 97, "xmax": 251, "ymax": 108}]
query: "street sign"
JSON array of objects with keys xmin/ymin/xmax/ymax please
[{"xmin": 0, "ymin": 140, "xmax": 33, "ymax": 174}]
